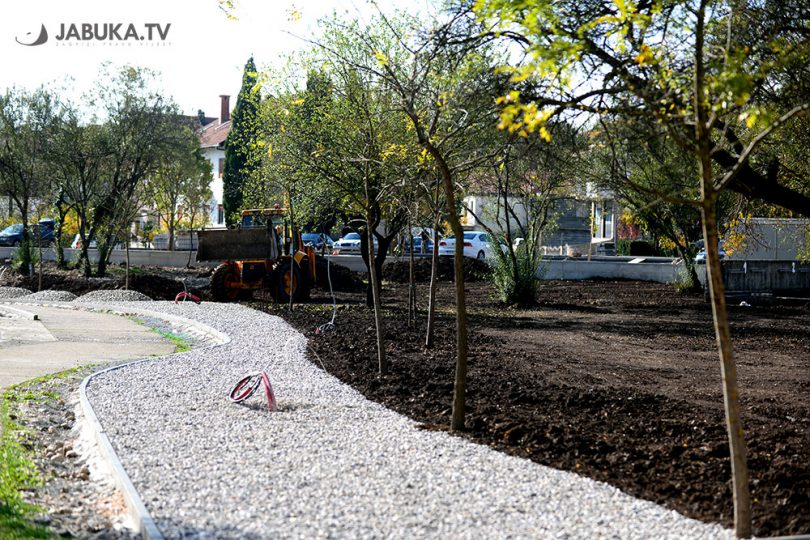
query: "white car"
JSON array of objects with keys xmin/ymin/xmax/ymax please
[
  {"xmin": 438, "ymin": 231, "xmax": 505, "ymax": 260},
  {"xmin": 332, "ymin": 232, "xmax": 377, "ymax": 254}
]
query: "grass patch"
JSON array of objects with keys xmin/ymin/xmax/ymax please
[
  {"xmin": 1, "ymin": 391, "xmax": 50, "ymax": 538},
  {"xmin": 129, "ymin": 317, "xmax": 191, "ymax": 353},
  {"xmin": 0, "ymin": 366, "xmax": 94, "ymax": 538}
]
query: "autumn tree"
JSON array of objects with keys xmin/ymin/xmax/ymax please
[
  {"xmin": 145, "ymin": 125, "xmax": 212, "ymax": 251},
  {"xmin": 475, "ymin": 0, "xmax": 810, "ymax": 535}
]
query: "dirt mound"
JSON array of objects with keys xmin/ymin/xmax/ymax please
[
  {"xmin": 315, "ymin": 257, "xmax": 365, "ymax": 292},
  {"xmin": 383, "ymin": 257, "xmax": 491, "ymax": 283},
  {"xmin": 0, "ymin": 263, "xmax": 204, "ymax": 301}
]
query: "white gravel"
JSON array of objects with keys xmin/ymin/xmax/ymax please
[
  {"xmin": 18, "ymin": 290, "xmax": 78, "ymax": 302},
  {"xmin": 0, "ymin": 286, "xmax": 32, "ymax": 298},
  {"xmin": 85, "ymin": 302, "xmax": 733, "ymax": 539},
  {"xmin": 76, "ymin": 290, "xmax": 152, "ymax": 302}
]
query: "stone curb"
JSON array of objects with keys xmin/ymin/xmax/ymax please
[{"xmin": 64, "ymin": 303, "xmax": 229, "ymax": 539}]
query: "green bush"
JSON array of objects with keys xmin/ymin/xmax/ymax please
[
  {"xmin": 10, "ymin": 240, "xmax": 38, "ymax": 275},
  {"xmin": 489, "ymin": 248, "xmax": 540, "ymax": 306}
]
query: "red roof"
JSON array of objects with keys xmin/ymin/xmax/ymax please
[{"xmin": 199, "ymin": 119, "xmax": 231, "ymax": 148}]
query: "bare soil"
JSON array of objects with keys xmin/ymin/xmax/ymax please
[
  {"xmin": 252, "ymin": 278, "xmax": 810, "ymax": 537},
  {"xmin": 4, "ymin": 261, "xmax": 807, "ymax": 536}
]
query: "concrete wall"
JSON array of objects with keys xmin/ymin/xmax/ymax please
[
  {"xmin": 0, "ymin": 247, "xmax": 217, "ymax": 268},
  {"xmin": 1, "ymin": 246, "xmax": 682, "ymax": 284},
  {"xmin": 538, "ymin": 257, "xmax": 679, "ymax": 283}
]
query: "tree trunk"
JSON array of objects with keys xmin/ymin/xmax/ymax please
[
  {"xmin": 408, "ymin": 215, "xmax": 416, "ymax": 326},
  {"xmin": 701, "ymin": 201, "xmax": 751, "ymax": 538},
  {"xmin": 426, "ymin": 145, "xmax": 468, "ymax": 432},
  {"xmin": 425, "ymin": 221, "xmax": 440, "ymax": 349},
  {"xmin": 125, "ymin": 235, "xmax": 130, "ymax": 290},
  {"xmin": 695, "ymin": 5, "xmax": 751, "ymax": 535},
  {"xmin": 425, "ymin": 181, "xmax": 442, "ymax": 349},
  {"xmin": 367, "ymin": 213, "xmax": 387, "ymax": 375},
  {"xmin": 168, "ymin": 216, "xmax": 175, "ymax": 251},
  {"xmin": 37, "ymin": 231, "xmax": 43, "ymax": 292},
  {"xmin": 96, "ymin": 243, "xmax": 110, "ymax": 277}
]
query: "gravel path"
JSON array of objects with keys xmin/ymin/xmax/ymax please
[{"xmin": 84, "ymin": 301, "xmax": 733, "ymax": 539}]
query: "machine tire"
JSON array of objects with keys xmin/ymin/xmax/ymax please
[
  {"xmin": 477, "ymin": 250, "xmax": 485, "ymax": 260},
  {"xmin": 211, "ymin": 263, "xmax": 241, "ymax": 302},
  {"xmin": 276, "ymin": 261, "xmax": 305, "ymax": 303}
]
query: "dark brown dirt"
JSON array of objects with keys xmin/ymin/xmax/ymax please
[{"xmin": 252, "ymin": 279, "xmax": 810, "ymax": 538}]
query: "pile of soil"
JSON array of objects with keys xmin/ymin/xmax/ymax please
[
  {"xmin": 383, "ymin": 256, "xmax": 492, "ymax": 283},
  {"xmin": 0, "ymin": 262, "xmax": 208, "ymax": 300},
  {"xmin": 253, "ymin": 280, "xmax": 809, "ymax": 537},
  {"xmin": 315, "ymin": 257, "xmax": 366, "ymax": 292}
]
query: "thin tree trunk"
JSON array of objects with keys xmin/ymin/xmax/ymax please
[
  {"xmin": 37, "ymin": 229, "xmax": 43, "ymax": 292},
  {"xmin": 367, "ymin": 209, "xmax": 387, "ymax": 375},
  {"xmin": 701, "ymin": 202, "xmax": 751, "ymax": 538},
  {"xmin": 427, "ymin": 146, "xmax": 468, "ymax": 432},
  {"xmin": 694, "ymin": 5, "xmax": 751, "ymax": 535},
  {"xmin": 125, "ymin": 233, "xmax": 130, "ymax": 290},
  {"xmin": 425, "ymin": 181, "xmax": 441, "ymax": 349},
  {"xmin": 408, "ymin": 213, "xmax": 416, "ymax": 326}
]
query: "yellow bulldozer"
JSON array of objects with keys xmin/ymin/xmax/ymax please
[{"xmin": 197, "ymin": 207, "xmax": 316, "ymax": 302}]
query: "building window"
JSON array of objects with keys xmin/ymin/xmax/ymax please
[
  {"xmin": 218, "ymin": 158, "xmax": 224, "ymax": 178},
  {"xmin": 217, "ymin": 204, "xmax": 224, "ymax": 225}
]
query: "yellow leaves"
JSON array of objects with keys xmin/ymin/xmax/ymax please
[
  {"xmin": 495, "ymin": 92, "xmax": 554, "ymax": 142},
  {"xmin": 287, "ymin": 6, "xmax": 302, "ymax": 22},
  {"xmin": 267, "ymin": 143, "xmax": 273, "ymax": 160},
  {"xmin": 634, "ymin": 44, "xmax": 655, "ymax": 66},
  {"xmin": 495, "ymin": 90, "xmax": 520, "ymax": 106},
  {"xmin": 374, "ymin": 50, "xmax": 389, "ymax": 67},
  {"xmin": 381, "ymin": 143, "xmax": 409, "ymax": 162},
  {"xmin": 291, "ymin": 98, "xmax": 305, "ymax": 106}
]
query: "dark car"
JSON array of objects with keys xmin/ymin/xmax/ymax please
[
  {"xmin": 403, "ymin": 235, "xmax": 434, "ymax": 254},
  {"xmin": 0, "ymin": 219, "xmax": 55, "ymax": 247},
  {"xmin": 301, "ymin": 232, "xmax": 334, "ymax": 251}
]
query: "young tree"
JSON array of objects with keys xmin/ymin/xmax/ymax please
[
  {"xmin": 223, "ymin": 57, "xmax": 262, "ymax": 227},
  {"xmin": 146, "ymin": 126, "xmax": 212, "ymax": 251},
  {"xmin": 475, "ymin": 0, "xmax": 810, "ymax": 535},
  {"xmin": 0, "ymin": 87, "xmax": 63, "ymax": 274},
  {"xmin": 317, "ymin": 10, "xmax": 505, "ymax": 429}
]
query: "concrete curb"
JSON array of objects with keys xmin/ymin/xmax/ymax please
[
  {"xmin": 79, "ymin": 370, "xmax": 164, "ymax": 540},
  {"xmin": 0, "ymin": 302, "xmax": 39, "ymax": 320},
  {"xmin": 68, "ymin": 303, "xmax": 230, "ymax": 539}
]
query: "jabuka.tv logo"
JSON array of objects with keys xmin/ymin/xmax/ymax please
[{"xmin": 15, "ymin": 22, "xmax": 171, "ymax": 47}]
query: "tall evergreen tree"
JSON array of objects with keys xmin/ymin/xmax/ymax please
[{"xmin": 223, "ymin": 56, "xmax": 260, "ymax": 226}]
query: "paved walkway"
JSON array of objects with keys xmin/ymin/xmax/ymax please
[{"xmin": 0, "ymin": 304, "xmax": 177, "ymax": 389}]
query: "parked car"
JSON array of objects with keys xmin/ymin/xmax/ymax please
[
  {"xmin": 403, "ymin": 235, "xmax": 434, "ymax": 254},
  {"xmin": 0, "ymin": 219, "xmax": 55, "ymax": 247},
  {"xmin": 333, "ymin": 232, "xmax": 377, "ymax": 254},
  {"xmin": 302, "ymin": 232, "xmax": 334, "ymax": 251},
  {"xmin": 694, "ymin": 240, "xmax": 725, "ymax": 263},
  {"xmin": 438, "ymin": 231, "xmax": 506, "ymax": 260}
]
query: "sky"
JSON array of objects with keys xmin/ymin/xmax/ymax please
[{"xmin": 0, "ymin": 0, "xmax": 425, "ymax": 118}]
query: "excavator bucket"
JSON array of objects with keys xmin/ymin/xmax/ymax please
[{"xmin": 197, "ymin": 228, "xmax": 279, "ymax": 262}]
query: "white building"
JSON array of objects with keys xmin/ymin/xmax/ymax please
[{"xmin": 198, "ymin": 95, "xmax": 231, "ymax": 228}]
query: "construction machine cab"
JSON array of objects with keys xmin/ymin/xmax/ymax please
[{"xmin": 197, "ymin": 206, "xmax": 316, "ymax": 303}]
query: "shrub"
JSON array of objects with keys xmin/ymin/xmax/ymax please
[{"xmin": 489, "ymin": 248, "xmax": 539, "ymax": 306}]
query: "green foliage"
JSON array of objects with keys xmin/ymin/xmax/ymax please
[
  {"xmin": 489, "ymin": 245, "xmax": 539, "ymax": 306},
  {"xmin": 0, "ymin": 390, "xmax": 48, "ymax": 539},
  {"xmin": 223, "ymin": 57, "xmax": 262, "ymax": 227},
  {"xmin": 11, "ymin": 239, "xmax": 38, "ymax": 274}
]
